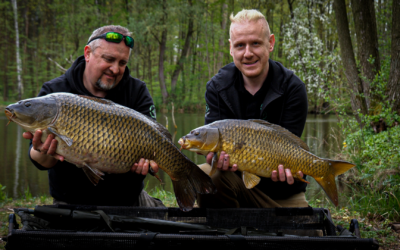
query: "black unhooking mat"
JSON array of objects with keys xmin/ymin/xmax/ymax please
[{"xmin": 4, "ymin": 205, "xmax": 379, "ymax": 250}]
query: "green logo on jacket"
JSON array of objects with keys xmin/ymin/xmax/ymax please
[
  {"xmin": 149, "ymin": 105, "xmax": 156, "ymax": 119},
  {"xmin": 205, "ymin": 103, "xmax": 210, "ymax": 116}
]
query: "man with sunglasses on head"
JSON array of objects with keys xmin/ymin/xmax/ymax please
[
  {"xmin": 197, "ymin": 9, "xmax": 309, "ymax": 208},
  {"xmin": 23, "ymin": 25, "xmax": 164, "ymax": 207}
]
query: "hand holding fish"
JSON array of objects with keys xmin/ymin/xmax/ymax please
[
  {"xmin": 23, "ymin": 130, "xmax": 65, "ymax": 168},
  {"xmin": 131, "ymin": 158, "xmax": 159, "ymax": 175},
  {"xmin": 206, "ymin": 151, "xmax": 238, "ymax": 172},
  {"xmin": 271, "ymin": 164, "xmax": 304, "ymax": 185}
]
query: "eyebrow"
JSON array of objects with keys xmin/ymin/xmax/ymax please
[{"xmin": 102, "ymin": 54, "xmax": 128, "ymax": 64}]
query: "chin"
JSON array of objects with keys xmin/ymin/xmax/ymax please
[{"xmin": 242, "ymin": 71, "xmax": 262, "ymax": 79}]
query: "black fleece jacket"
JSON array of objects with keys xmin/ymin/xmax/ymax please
[
  {"xmin": 29, "ymin": 55, "xmax": 155, "ymax": 206},
  {"xmin": 205, "ymin": 60, "xmax": 308, "ymax": 199}
]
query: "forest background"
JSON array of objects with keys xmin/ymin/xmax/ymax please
[
  {"xmin": 1, "ymin": 0, "xmax": 400, "ymax": 247},
  {"xmin": 1, "ymin": 0, "xmax": 398, "ymax": 117}
]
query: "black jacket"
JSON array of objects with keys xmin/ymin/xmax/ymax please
[
  {"xmin": 29, "ymin": 56, "xmax": 155, "ymax": 206},
  {"xmin": 205, "ymin": 60, "xmax": 308, "ymax": 199}
]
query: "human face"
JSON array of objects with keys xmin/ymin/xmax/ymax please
[
  {"xmin": 229, "ymin": 20, "xmax": 275, "ymax": 82},
  {"xmin": 83, "ymin": 39, "xmax": 130, "ymax": 95}
]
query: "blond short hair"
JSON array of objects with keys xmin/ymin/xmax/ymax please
[{"xmin": 229, "ymin": 9, "xmax": 271, "ymax": 38}]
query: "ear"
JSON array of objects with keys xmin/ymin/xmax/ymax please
[
  {"xmin": 84, "ymin": 45, "xmax": 92, "ymax": 62},
  {"xmin": 269, "ymin": 34, "xmax": 276, "ymax": 52},
  {"xmin": 229, "ymin": 39, "xmax": 233, "ymax": 56}
]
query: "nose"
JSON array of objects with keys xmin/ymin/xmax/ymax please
[
  {"xmin": 109, "ymin": 62, "xmax": 120, "ymax": 75},
  {"xmin": 244, "ymin": 45, "xmax": 253, "ymax": 58}
]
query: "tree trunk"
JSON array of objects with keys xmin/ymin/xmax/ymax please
[
  {"xmin": 12, "ymin": 0, "xmax": 24, "ymax": 100},
  {"xmin": 148, "ymin": 45, "xmax": 153, "ymax": 97},
  {"xmin": 158, "ymin": 0, "xmax": 169, "ymax": 105},
  {"xmin": 387, "ymin": 0, "xmax": 400, "ymax": 114},
  {"xmin": 216, "ymin": 2, "xmax": 227, "ymax": 72},
  {"xmin": 278, "ymin": 2, "xmax": 284, "ymax": 60},
  {"xmin": 170, "ymin": 0, "xmax": 194, "ymax": 99},
  {"xmin": 351, "ymin": 0, "xmax": 381, "ymax": 113},
  {"xmin": 333, "ymin": 0, "xmax": 367, "ymax": 121},
  {"xmin": 3, "ymin": 4, "xmax": 9, "ymax": 101},
  {"xmin": 204, "ymin": 3, "xmax": 211, "ymax": 79}
]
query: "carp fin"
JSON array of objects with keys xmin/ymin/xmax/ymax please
[
  {"xmin": 314, "ymin": 173, "xmax": 338, "ymax": 206},
  {"xmin": 242, "ymin": 171, "xmax": 261, "ymax": 189},
  {"xmin": 81, "ymin": 163, "xmax": 105, "ymax": 186},
  {"xmin": 209, "ymin": 152, "xmax": 219, "ymax": 177},
  {"xmin": 155, "ymin": 122, "xmax": 172, "ymax": 141},
  {"xmin": 249, "ymin": 119, "xmax": 309, "ymax": 151},
  {"xmin": 78, "ymin": 95, "xmax": 115, "ymax": 105},
  {"xmin": 172, "ymin": 161, "xmax": 216, "ymax": 212},
  {"xmin": 149, "ymin": 166, "xmax": 164, "ymax": 184},
  {"xmin": 328, "ymin": 159, "xmax": 356, "ymax": 176},
  {"xmin": 47, "ymin": 127, "xmax": 73, "ymax": 147}
]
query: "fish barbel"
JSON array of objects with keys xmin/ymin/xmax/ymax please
[
  {"xmin": 178, "ymin": 119, "xmax": 355, "ymax": 206},
  {"xmin": 5, "ymin": 93, "xmax": 215, "ymax": 211}
]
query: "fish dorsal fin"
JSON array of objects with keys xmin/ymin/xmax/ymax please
[
  {"xmin": 78, "ymin": 95, "xmax": 115, "ymax": 105},
  {"xmin": 242, "ymin": 171, "xmax": 261, "ymax": 189},
  {"xmin": 249, "ymin": 119, "xmax": 309, "ymax": 151},
  {"xmin": 154, "ymin": 122, "xmax": 172, "ymax": 141}
]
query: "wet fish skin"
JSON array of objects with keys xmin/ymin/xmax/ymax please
[
  {"xmin": 179, "ymin": 119, "xmax": 355, "ymax": 206},
  {"xmin": 5, "ymin": 93, "xmax": 215, "ymax": 211}
]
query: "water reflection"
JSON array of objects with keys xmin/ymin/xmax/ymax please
[{"xmin": 0, "ymin": 113, "xmax": 344, "ymax": 204}]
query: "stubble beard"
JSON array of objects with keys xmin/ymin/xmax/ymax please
[{"xmin": 95, "ymin": 77, "xmax": 116, "ymax": 91}]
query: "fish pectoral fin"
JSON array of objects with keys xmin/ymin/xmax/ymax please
[
  {"xmin": 209, "ymin": 152, "xmax": 219, "ymax": 177},
  {"xmin": 81, "ymin": 163, "xmax": 104, "ymax": 186},
  {"xmin": 242, "ymin": 171, "xmax": 261, "ymax": 189},
  {"xmin": 294, "ymin": 173, "xmax": 310, "ymax": 184},
  {"xmin": 48, "ymin": 126, "xmax": 73, "ymax": 147}
]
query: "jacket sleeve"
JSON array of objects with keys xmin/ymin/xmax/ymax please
[
  {"xmin": 204, "ymin": 82, "xmax": 222, "ymax": 125},
  {"xmin": 280, "ymin": 78, "xmax": 308, "ymax": 138}
]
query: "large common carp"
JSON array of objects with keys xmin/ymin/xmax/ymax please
[
  {"xmin": 178, "ymin": 119, "xmax": 355, "ymax": 206},
  {"xmin": 5, "ymin": 93, "xmax": 215, "ymax": 211}
]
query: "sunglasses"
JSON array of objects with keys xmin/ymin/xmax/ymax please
[{"xmin": 87, "ymin": 32, "xmax": 134, "ymax": 48}]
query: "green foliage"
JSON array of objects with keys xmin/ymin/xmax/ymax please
[
  {"xmin": 0, "ymin": 184, "xmax": 11, "ymax": 204},
  {"xmin": 146, "ymin": 184, "xmax": 178, "ymax": 208},
  {"xmin": 23, "ymin": 186, "xmax": 33, "ymax": 202}
]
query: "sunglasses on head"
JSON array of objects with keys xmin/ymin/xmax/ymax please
[{"xmin": 87, "ymin": 32, "xmax": 134, "ymax": 48}]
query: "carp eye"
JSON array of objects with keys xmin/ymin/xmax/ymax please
[
  {"xmin": 24, "ymin": 101, "xmax": 31, "ymax": 107},
  {"xmin": 194, "ymin": 131, "xmax": 200, "ymax": 136}
]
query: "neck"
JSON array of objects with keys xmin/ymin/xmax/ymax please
[
  {"xmin": 242, "ymin": 63, "xmax": 269, "ymax": 95},
  {"xmin": 82, "ymin": 71, "xmax": 107, "ymax": 98}
]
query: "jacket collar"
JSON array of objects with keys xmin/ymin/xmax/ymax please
[{"xmin": 211, "ymin": 60, "xmax": 293, "ymax": 118}]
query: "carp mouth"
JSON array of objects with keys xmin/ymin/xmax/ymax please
[
  {"xmin": 4, "ymin": 108, "xmax": 14, "ymax": 126},
  {"xmin": 178, "ymin": 137, "xmax": 190, "ymax": 150}
]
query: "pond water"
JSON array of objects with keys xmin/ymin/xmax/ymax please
[{"xmin": 0, "ymin": 111, "xmax": 346, "ymax": 204}]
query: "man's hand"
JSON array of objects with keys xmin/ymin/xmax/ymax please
[
  {"xmin": 23, "ymin": 130, "xmax": 64, "ymax": 168},
  {"xmin": 206, "ymin": 151, "xmax": 238, "ymax": 172},
  {"xmin": 271, "ymin": 164, "xmax": 303, "ymax": 185},
  {"xmin": 131, "ymin": 158, "xmax": 159, "ymax": 175}
]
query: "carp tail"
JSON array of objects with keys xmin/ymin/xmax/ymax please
[
  {"xmin": 173, "ymin": 163, "xmax": 216, "ymax": 212},
  {"xmin": 314, "ymin": 160, "xmax": 355, "ymax": 206}
]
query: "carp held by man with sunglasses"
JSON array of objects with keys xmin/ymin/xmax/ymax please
[{"xmin": 15, "ymin": 25, "xmax": 215, "ymax": 211}]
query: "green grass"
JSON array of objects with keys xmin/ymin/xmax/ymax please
[{"xmin": 307, "ymin": 183, "xmax": 400, "ymax": 249}]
